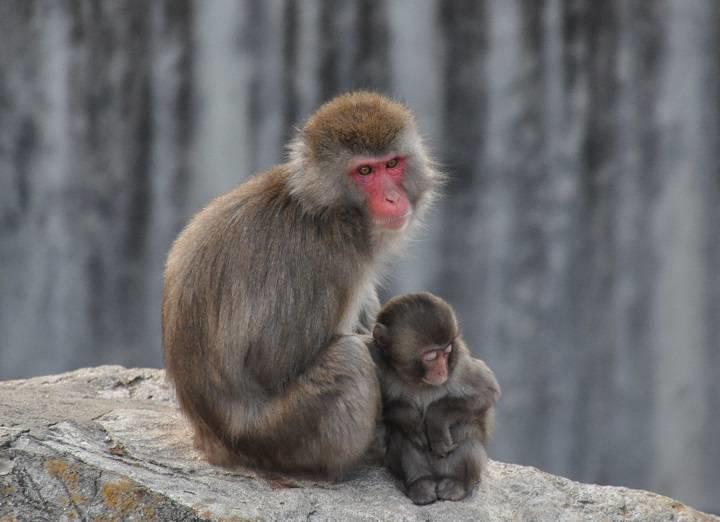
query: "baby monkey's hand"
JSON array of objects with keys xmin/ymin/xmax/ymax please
[
  {"xmin": 384, "ymin": 400, "xmax": 428, "ymax": 449},
  {"xmin": 428, "ymin": 435, "xmax": 457, "ymax": 457},
  {"xmin": 425, "ymin": 402, "xmax": 458, "ymax": 457}
]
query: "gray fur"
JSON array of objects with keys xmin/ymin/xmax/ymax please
[{"xmin": 371, "ymin": 293, "xmax": 500, "ymax": 504}]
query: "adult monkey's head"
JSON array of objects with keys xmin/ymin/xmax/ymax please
[{"xmin": 288, "ymin": 91, "xmax": 440, "ymax": 233}]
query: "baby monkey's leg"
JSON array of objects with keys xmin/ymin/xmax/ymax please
[
  {"xmin": 432, "ymin": 432, "xmax": 486, "ymax": 501},
  {"xmin": 386, "ymin": 430, "xmax": 438, "ymax": 505}
]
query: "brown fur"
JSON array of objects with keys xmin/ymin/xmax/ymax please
[
  {"xmin": 162, "ymin": 92, "xmax": 439, "ymax": 478},
  {"xmin": 303, "ymin": 91, "xmax": 413, "ymax": 161},
  {"xmin": 371, "ymin": 293, "xmax": 501, "ymax": 504}
]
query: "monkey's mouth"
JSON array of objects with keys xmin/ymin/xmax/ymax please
[
  {"xmin": 373, "ymin": 210, "xmax": 412, "ymax": 230},
  {"xmin": 422, "ymin": 376, "xmax": 448, "ymax": 387}
]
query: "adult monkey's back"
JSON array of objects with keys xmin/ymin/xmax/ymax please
[{"xmin": 162, "ymin": 92, "xmax": 440, "ymax": 478}]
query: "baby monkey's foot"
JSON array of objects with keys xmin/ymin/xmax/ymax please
[
  {"xmin": 436, "ymin": 478, "xmax": 469, "ymax": 501},
  {"xmin": 406, "ymin": 477, "xmax": 438, "ymax": 505}
]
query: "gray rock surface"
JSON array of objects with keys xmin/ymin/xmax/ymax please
[{"xmin": 0, "ymin": 366, "xmax": 715, "ymax": 521}]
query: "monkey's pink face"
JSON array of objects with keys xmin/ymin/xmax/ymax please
[
  {"xmin": 349, "ymin": 155, "xmax": 410, "ymax": 230},
  {"xmin": 421, "ymin": 343, "xmax": 453, "ymax": 386}
]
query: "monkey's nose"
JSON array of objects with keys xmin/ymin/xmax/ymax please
[{"xmin": 385, "ymin": 190, "xmax": 400, "ymax": 203}]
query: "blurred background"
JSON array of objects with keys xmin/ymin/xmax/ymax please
[{"xmin": 1, "ymin": 0, "xmax": 718, "ymax": 514}]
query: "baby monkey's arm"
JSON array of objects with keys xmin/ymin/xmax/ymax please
[
  {"xmin": 384, "ymin": 399, "xmax": 428, "ymax": 449},
  {"xmin": 425, "ymin": 358, "xmax": 501, "ymax": 456}
]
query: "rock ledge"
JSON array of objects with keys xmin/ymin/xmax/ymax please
[{"xmin": 0, "ymin": 366, "xmax": 715, "ymax": 521}]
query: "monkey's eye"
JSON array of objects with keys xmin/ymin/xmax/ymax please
[
  {"xmin": 358, "ymin": 165, "xmax": 373, "ymax": 176},
  {"xmin": 443, "ymin": 344, "xmax": 452, "ymax": 354},
  {"xmin": 422, "ymin": 351, "xmax": 438, "ymax": 362},
  {"xmin": 386, "ymin": 158, "xmax": 399, "ymax": 169}
]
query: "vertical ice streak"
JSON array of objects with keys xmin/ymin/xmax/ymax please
[
  {"xmin": 247, "ymin": 0, "xmax": 288, "ymax": 171},
  {"xmin": 145, "ymin": 2, "xmax": 194, "ymax": 363},
  {"xmin": 385, "ymin": 0, "xmax": 443, "ymax": 293},
  {"xmin": 191, "ymin": 0, "xmax": 252, "ymax": 211},
  {"xmin": 294, "ymin": 0, "xmax": 321, "ymax": 121},
  {"xmin": 481, "ymin": 0, "xmax": 523, "ymax": 466},
  {"xmin": 651, "ymin": 0, "xmax": 709, "ymax": 508},
  {"xmin": 538, "ymin": 0, "xmax": 582, "ymax": 478},
  {"xmin": 27, "ymin": 3, "xmax": 76, "ymax": 375}
]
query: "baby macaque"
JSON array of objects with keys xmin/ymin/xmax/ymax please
[{"xmin": 371, "ymin": 293, "xmax": 500, "ymax": 505}]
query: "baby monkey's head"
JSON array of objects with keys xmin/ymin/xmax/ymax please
[{"xmin": 373, "ymin": 292, "xmax": 460, "ymax": 387}]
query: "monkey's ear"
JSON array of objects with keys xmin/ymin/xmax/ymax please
[{"xmin": 372, "ymin": 323, "xmax": 390, "ymax": 349}]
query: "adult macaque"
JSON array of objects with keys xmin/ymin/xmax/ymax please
[
  {"xmin": 162, "ymin": 92, "xmax": 440, "ymax": 478},
  {"xmin": 372, "ymin": 293, "xmax": 500, "ymax": 504}
]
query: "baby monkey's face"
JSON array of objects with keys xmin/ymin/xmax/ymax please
[
  {"xmin": 417, "ymin": 336, "xmax": 456, "ymax": 386},
  {"xmin": 374, "ymin": 324, "xmax": 458, "ymax": 387},
  {"xmin": 373, "ymin": 292, "xmax": 460, "ymax": 388}
]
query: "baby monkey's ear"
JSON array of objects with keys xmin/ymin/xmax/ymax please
[{"xmin": 372, "ymin": 323, "xmax": 391, "ymax": 349}]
